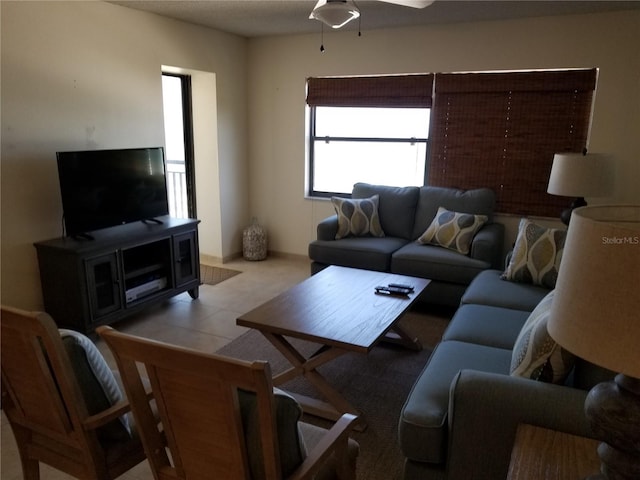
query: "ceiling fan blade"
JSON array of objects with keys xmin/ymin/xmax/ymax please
[
  {"xmin": 377, "ymin": 0, "xmax": 435, "ymax": 9},
  {"xmin": 309, "ymin": 0, "xmax": 327, "ymax": 20}
]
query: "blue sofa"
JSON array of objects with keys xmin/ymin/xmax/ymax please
[
  {"xmin": 308, "ymin": 183, "xmax": 505, "ymax": 307},
  {"xmin": 398, "ymin": 269, "xmax": 613, "ymax": 480}
]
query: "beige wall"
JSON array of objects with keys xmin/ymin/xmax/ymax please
[
  {"xmin": 247, "ymin": 10, "xmax": 640, "ymax": 256},
  {"xmin": 1, "ymin": 1, "xmax": 248, "ymax": 308}
]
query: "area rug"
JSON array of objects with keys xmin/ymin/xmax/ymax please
[
  {"xmin": 217, "ymin": 306, "xmax": 451, "ymax": 480},
  {"xmin": 200, "ymin": 264, "xmax": 241, "ymax": 286}
]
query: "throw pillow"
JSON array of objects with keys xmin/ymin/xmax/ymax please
[
  {"xmin": 510, "ymin": 291, "xmax": 576, "ymax": 384},
  {"xmin": 59, "ymin": 329, "xmax": 132, "ymax": 442},
  {"xmin": 239, "ymin": 387, "xmax": 307, "ymax": 479},
  {"xmin": 331, "ymin": 195, "xmax": 385, "ymax": 240},
  {"xmin": 502, "ymin": 218, "xmax": 566, "ymax": 288},
  {"xmin": 416, "ymin": 206, "xmax": 488, "ymax": 255}
]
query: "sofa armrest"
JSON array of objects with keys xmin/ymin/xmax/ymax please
[
  {"xmin": 469, "ymin": 223, "xmax": 504, "ymax": 269},
  {"xmin": 317, "ymin": 215, "xmax": 339, "ymax": 241},
  {"xmin": 445, "ymin": 370, "xmax": 593, "ymax": 480}
]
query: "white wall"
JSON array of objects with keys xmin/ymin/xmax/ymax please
[
  {"xmin": 1, "ymin": 1, "xmax": 248, "ymax": 308},
  {"xmin": 247, "ymin": 10, "xmax": 640, "ymax": 255}
]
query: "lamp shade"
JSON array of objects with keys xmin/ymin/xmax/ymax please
[
  {"xmin": 310, "ymin": 1, "xmax": 360, "ymax": 29},
  {"xmin": 547, "ymin": 205, "xmax": 640, "ymax": 378},
  {"xmin": 547, "ymin": 153, "xmax": 613, "ymax": 198}
]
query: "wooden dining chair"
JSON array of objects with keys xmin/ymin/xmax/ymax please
[
  {"xmin": 1, "ymin": 306, "xmax": 147, "ymax": 480},
  {"xmin": 97, "ymin": 325, "xmax": 360, "ymax": 480}
]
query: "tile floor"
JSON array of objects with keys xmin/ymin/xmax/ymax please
[{"xmin": 1, "ymin": 255, "xmax": 311, "ymax": 480}]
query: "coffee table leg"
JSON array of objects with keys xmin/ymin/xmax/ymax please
[
  {"xmin": 384, "ymin": 323, "xmax": 422, "ymax": 351},
  {"xmin": 261, "ymin": 332, "xmax": 362, "ymax": 425}
]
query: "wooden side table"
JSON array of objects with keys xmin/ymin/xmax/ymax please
[{"xmin": 507, "ymin": 424, "xmax": 600, "ymax": 480}]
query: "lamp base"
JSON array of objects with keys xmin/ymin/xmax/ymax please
[
  {"xmin": 585, "ymin": 374, "xmax": 640, "ymax": 480},
  {"xmin": 560, "ymin": 197, "xmax": 587, "ymax": 225}
]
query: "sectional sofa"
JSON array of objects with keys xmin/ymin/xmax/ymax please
[
  {"xmin": 308, "ymin": 183, "xmax": 504, "ymax": 307},
  {"xmin": 399, "ymin": 268, "xmax": 613, "ymax": 479}
]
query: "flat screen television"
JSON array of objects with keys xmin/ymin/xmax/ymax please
[{"xmin": 56, "ymin": 147, "xmax": 169, "ymax": 238}]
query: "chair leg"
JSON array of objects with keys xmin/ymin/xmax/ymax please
[
  {"xmin": 13, "ymin": 428, "xmax": 40, "ymax": 480},
  {"xmin": 20, "ymin": 458, "xmax": 40, "ymax": 480},
  {"xmin": 334, "ymin": 438, "xmax": 356, "ymax": 480}
]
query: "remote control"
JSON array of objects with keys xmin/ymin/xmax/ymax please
[
  {"xmin": 388, "ymin": 283, "xmax": 414, "ymax": 291},
  {"xmin": 375, "ymin": 286, "xmax": 412, "ymax": 296}
]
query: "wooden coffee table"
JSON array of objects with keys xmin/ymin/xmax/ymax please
[{"xmin": 236, "ymin": 265, "xmax": 430, "ymax": 425}]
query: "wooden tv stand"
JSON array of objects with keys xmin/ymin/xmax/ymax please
[{"xmin": 34, "ymin": 216, "xmax": 201, "ymax": 336}]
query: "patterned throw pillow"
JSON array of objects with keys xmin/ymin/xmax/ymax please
[
  {"xmin": 331, "ymin": 195, "xmax": 385, "ymax": 240},
  {"xmin": 416, "ymin": 207, "xmax": 488, "ymax": 255},
  {"xmin": 502, "ymin": 218, "xmax": 566, "ymax": 288},
  {"xmin": 510, "ymin": 291, "xmax": 576, "ymax": 384}
]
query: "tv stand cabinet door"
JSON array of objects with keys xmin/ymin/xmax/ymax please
[
  {"xmin": 173, "ymin": 231, "xmax": 199, "ymax": 289},
  {"xmin": 85, "ymin": 253, "xmax": 122, "ymax": 320}
]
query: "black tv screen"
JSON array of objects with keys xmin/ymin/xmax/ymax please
[{"xmin": 56, "ymin": 147, "xmax": 169, "ymax": 237}]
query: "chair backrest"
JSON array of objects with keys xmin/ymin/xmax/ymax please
[
  {"xmin": 0, "ymin": 305, "xmax": 144, "ymax": 480},
  {"xmin": 97, "ymin": 325, "xmax": 287, "ymax": 480}
]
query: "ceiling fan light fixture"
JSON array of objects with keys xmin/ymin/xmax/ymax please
[{"xmin": 310, "ymin": 1, "xmax": 360, "ymax": 29}]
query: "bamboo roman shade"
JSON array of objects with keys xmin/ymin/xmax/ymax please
[
  {"xmin": 427, "ymin": 69, "xmax": 598, "ymax": 217},
  {"xmin": 306, "ymin": 74, "xmax": 434, "ymax": 107}
]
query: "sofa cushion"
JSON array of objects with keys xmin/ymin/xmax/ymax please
[
  {"xmin": 352, "ymin": 183, "xmax": 419, "ymax": 240},
  {"xmin": 510, "ymin": 291, "xmax": 576, "ymax": 384},
  {"xmin": 391, "ymin": 242, "xmax": 490, "ymax": 284},
  {"xmin": 417, "ymin": 207, "xmax": 488, "ymax": 255},
  {"xmin": 308, "ymin": 237, "xmax": 408, "ymax": 272},
  {"xmin": 331, "ymin": 195, "xmax": 385, "ymax": 239},
  {"xmin": 399, "ymin": 340, "xmax": 512, "ymax": 463},
  {"xmin": 461, "ymin": 269, "xmax": 550, "ymax": 312},
  {"xmin": 411, "ymin": 187, "xmax": 495, "ymax": 240},
  {"xmin": 442, "ymin": 304, "xmax": 530, "ymax": 349},
  {"xmin": 502, "ymin": 218, "xmax": 566, "ymax": 289}
]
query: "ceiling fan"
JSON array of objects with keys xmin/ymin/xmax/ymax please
[{"xmin": 309, "ymin": 0, "xmax": 435, "ymax": 29}]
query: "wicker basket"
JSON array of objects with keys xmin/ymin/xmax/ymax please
[{"xmin": 242, "ymin": 218, "xmax": 267, "ymax": 261}]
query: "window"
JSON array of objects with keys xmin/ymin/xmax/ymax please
[
  {"xmin": 306, "ymin": 75, "xmax": 434, "ymax": 197},
  {"xmin": 310, "ymin": 106, "xmax": 430, "ymax": 195},
  {"xmin": 161, "ymin": 73, "xmax": 196, "ymax": 218},
  {"xmin": 307, "ymin": 70, "xmax": 597, "ymax": 217}
]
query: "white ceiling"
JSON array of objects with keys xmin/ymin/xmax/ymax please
[{"xmin": 108, "ymin": 0, "xmax": 640, "ymax": 38}]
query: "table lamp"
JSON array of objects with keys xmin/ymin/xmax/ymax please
[
  {"xmin": 547, "ymin": 205, "xmax": 640, "ymax": 480},
  {"xmin": 547, "ymin": 152, "xmax": 613, "ymax": 225}
]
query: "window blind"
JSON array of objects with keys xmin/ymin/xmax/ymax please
[
  {"xmin": 306, "ymin": 74, "xmax": 434, "ymax": 108},
  {"xmin": 427, "ymin": 69, "xmax": 598, "ymax": 217}
]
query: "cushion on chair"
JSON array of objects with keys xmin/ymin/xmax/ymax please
[
  {"xmin": 331, "ymin": 195, "xmax": 385, "ymax": 239},
  {"xmin": 510, "ymin": 291, "xmax": 576, "ymax": 384},
  {"xmin": 239, "ymin": 387, "xmax": 308, "ymax": 479},
  {"xmin": 59, "ymin": 329, "xmax": 132, "ymax": 442},
  {"xmin": 416, "ymin": 207, "xmax": 488, "ymax": 255},
  {"xmin": 502, "ymin": 218, "xmax": 566, "ymax": 289}
]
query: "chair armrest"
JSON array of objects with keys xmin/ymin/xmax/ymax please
[
  {"xmin": 83, "ymin": 400, "xmax": 131, "ymax": 430},
  {"xmin": 83, "ymin": 388, "xmax": 155, "ymax": 431},
  {"xmin": 445, "ymin": 369, "xmax": 592, "ymax": 480},
  {"xmin": 470, "ymin": 223, "xmax": 504, "ymax": 268},
  {"xmin": 317, "ymin": 215, "xmax": 339, "ymax": 241},
  {"xmin": 289, "ymin": 413, "xmax": 359, "ymax": 480}
]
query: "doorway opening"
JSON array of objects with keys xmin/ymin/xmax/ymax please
[{"xmin": 162, "ymin": 73, "xmax": 196, "ymax": 218}]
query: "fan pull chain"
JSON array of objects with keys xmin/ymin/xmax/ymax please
[{"xmin": 320, "ymin": 23, "xmax": 325, "ymax": 52}]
